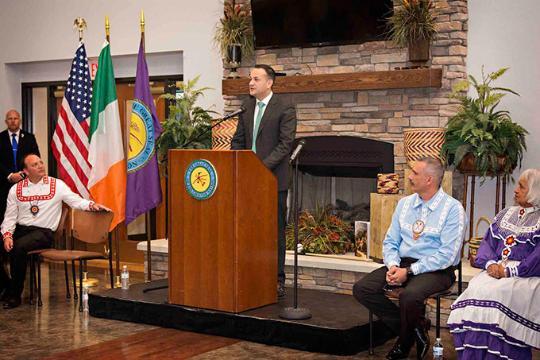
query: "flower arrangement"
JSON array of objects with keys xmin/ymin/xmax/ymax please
[
  {"xmin": 213, "ymin": 0, "xmax": 254, "ymax": 61},
  {"xmin": 286, "ymin": 205, "xmax": 353, "ymax": 255}
]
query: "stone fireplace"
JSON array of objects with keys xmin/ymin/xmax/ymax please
[
  {"xmin": 292, "ymin": 135, "xmax": 394, "ymax": 221},
  {"xmin": 213, "ymin": 0, "xmax": 470, "ymax": 303},
  {"xmin": 222, "ymin": 0, "xmax": 468, "ymax": 194}
]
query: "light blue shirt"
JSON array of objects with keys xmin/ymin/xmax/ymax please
[{"xmin": 383, "ymin": 188, "xmax": 466, "ymax": 275}]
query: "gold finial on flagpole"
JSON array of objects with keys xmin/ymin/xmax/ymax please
[
  {"xmin": 73, "ymin": 17, "xmax": 87, "ymax": 41},
  {"xmin": 140, "ymin": 10, "xmax": 145, "ymax": 34},
  {"xmin": 105, "ymin": 16, "xmax": 110, "ymax": 42}
]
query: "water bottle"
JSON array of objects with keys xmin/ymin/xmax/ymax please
[
  {"xmin": 433, "ymin": 337, "xmax": 443, "ymax": 359},
  {"xmin": 121, "ymin": 265, "xmax": 130, "ymax": 290},
  {"xmin": 82, "ymin": 285, "xmax": 89, "ymax": 312}
]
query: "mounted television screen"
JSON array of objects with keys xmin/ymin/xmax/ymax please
[{"xmin": 251, "ymin": 0, "xmax": 393, "ymax": 49}]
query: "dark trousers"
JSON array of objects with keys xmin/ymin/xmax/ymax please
[
  {"xmin": 277, "ymin": 190, "xmax": 287, "ymax": 284},
  {"xmin": 0, "ymin": 225, "xmax": 53, "ymax": 298},
  {"xmin": 353, "ymin": 258, "xmax": 455, "ymax": 347}
]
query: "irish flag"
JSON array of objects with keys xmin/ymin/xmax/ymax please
[{"xmin": 88, "ymin": 41, "xmax": 126, "ymax": 230}]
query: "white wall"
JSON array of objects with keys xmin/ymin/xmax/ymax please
[
  {"xmin": 468, "ymin": 0, "xmax": 540, "ymax": 221},
  {"xmin": 32, "ymin": 87, "xmax": 49, "ymax": 169},
  {"xmin": 0, "ymin": 0, "xmax": 223, "ymax": 129}
]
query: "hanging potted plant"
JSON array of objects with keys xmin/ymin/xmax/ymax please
[
  {"xmin": 214, "ymin": 0, "xmax": 254, "ymax": 77},
  {"xmin": 441, "ymin": 67, "xmax": 527, "ymax": 181},
  {"xmin": 387, "ymin": 0, "xmax": 437, "ymax": 63}
]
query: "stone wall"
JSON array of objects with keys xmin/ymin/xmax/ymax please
[{"xmin": 223, "ymin": 0, "xmax": 468, "ymax": 191}]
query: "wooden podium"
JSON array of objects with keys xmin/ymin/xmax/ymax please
[{"xmin": 168, "ymin": 149, "xmax": 277, "ymax": 313}]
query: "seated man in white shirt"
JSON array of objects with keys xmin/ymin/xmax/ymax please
[
  {"xmin": 353, "ymin": 157, "xmax": 466, "ymax": 360},
  {"xmin": 0, "ymin": 153, "xmax": 107, "ymax": 309}
]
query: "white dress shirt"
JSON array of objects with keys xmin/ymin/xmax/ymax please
[
  {"xmin": 1, "ymin": 176, "xmax": 93, "ymax": 236},
  {"xmin": 6, "ymin": 129, "xmax": 21, "ymax": 180},
  {"xmin": 8, "ymin": 129, "xmax": 20, "ymax": 145},
  {"xmin": 253, "ymin": 92, "xmax": 273, "ymax": 128}
]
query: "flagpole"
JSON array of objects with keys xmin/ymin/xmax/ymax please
[
  {"xmin": 105, "ymin": 16, "xmax": 122, "ymax": 289},
  {"xmin": 74, "ymin": 17, "xmax": 87, "ymax": 42},
  {"xmin": 106, "ymin": 15, "xmax": 110, "ymax": 43},
  {"xmin": 71, "ymin": 18, "xmax": 99, "ymax": 288},
  {"xmin": 140, "ymin": 10, "xmax": 153, "ymax": 283}
]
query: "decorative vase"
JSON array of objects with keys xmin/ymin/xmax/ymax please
[
  {"xmin": 226, "ymin": 44, "xmax": 242, "ymax": 78},
  {"xmin": 408, "ymin": 38, "xmax": 430, "ymax": 63},
  {"xmin": 403, "ymin": 127, "xmax": 445, "ymax": 167}
]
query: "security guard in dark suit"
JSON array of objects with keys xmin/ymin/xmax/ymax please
[{"xmin": 0, "ymin": 109, "xmax": 40, "ymax": 302}]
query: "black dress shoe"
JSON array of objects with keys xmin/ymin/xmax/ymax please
[
  {"xmin": 3, "ymin": 296, "xmax": 21, "ymax": 309},
  {"xmin": 414, "ymin": 326, "xmax": 430, "ymax": 360},
  {"xmin": 386, "ymin": 339, "xmax": 411, "ymax": 360},
  {"xmin": 277, "ymin": 283, "xmax": 286, "ymax": 298}
]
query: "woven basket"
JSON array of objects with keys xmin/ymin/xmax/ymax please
[
  {"xmin": 467, "ymin": 216, "xmax": 491, "ymax": 267},
  {"xmin": 403, "ymin": 128, "xmax": 445, "ymax": 167},
  {"xmin": 212, "ymin": 118, "xmax": 238, "ymax": 150},
  {"xmin": 377, "ymin": 173, "xmax": 399, "ymax": 194}
]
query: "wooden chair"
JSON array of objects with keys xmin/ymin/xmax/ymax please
[
  {"xmin": 39, "ymin": 209, "xmax": 114, "ymax": 311},
  {"xmin": 28, "ymin": 205, "xmax": 70, "ymax": 305},
  {"xmin": 368, "ymin": 263, "xmax": 463, "ymax": 355}
]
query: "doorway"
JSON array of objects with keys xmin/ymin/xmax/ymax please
[{"xmin": 21, "ymin": 76, "xmax": 181, "ymax": 271}]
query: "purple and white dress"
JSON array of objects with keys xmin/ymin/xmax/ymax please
[{"xmin": 448, "ymin": 206, "xmax": 540, "ymax": 360}]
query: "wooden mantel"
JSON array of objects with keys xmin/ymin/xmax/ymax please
[{"xmin": 222, "ymin": 68, "xmax": 442, "ymax": 96}]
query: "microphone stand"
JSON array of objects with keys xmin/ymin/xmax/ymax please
[{"xmin": 279, "ymin": 152, "xmax": 311, "ymax": 320}]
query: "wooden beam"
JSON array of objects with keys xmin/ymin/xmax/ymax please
[{"xmin": 222, "ymin": 68, "xmax": 443, "ymax": 96}]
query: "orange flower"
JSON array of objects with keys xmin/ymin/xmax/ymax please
[
  {"xmin": 503, "ymin": 249, "xmax": 510, "ymax": 256},
  {"xmin": 330, "ymin": 232, "xmax": 340, "ymax": 241}
]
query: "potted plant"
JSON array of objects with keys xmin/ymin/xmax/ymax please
[
  {"xmin": 387, "ymin": 0, "xmax": 437, "ymax": 63},
  {"xmin": 441, "ymin": 67, "xmax": 527, "ymax": 181},
  {"xmin": 156, "ymin": 76, "xmax": 216, "ymax": 169},
  {"xmin": 214, "ymin": 0, "xmax": 254, "ymax": 77},
  {"xmin": 286, "ymin": 204, "xmax": 353, "ymax": 255}
]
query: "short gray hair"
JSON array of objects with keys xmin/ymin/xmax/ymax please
[
  {"xmin": 418, "ymin": 156, "xmax": 445, "ymax": 187},
  {"xmin": 520, "ymin": 169, "xmax": 540, "ymax": 207}
]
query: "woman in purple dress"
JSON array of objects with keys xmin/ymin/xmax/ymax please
[{"xmin": 448, "ymin": 169, "xmax": 540, "ymax": 359}]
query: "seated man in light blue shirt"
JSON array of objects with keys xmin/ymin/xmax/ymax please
[{"xmin": 353, "ymin": 157, "xmax": 465, "ymax": 360}]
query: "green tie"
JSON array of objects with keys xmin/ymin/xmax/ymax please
[{"xmin": 252, "ymin": 101, "xmax": 266, "ymax": 152}]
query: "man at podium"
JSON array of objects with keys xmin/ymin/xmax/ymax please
[{"xmin": 231, "ymin": 64, "xmax": 297, "ymax": 298}]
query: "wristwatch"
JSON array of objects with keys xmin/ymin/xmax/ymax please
[{"xmin": 406, "ymin": 266, "xmax": 413, "ymax": 275}]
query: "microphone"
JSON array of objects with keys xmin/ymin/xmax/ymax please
[
  {"xmin": 289, "ymin": 139, "xmax": 306, "ymax": 164},
  {"xmin": 222, "ymin": 107, "xmax": 245, "ymax": 120}
]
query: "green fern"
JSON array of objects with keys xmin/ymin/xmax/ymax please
[
  {"xmin": 156, "ymin": 76, "xmax": 216, "ymax": 169},
  {"xmin": 441, "ymin": 67, "xmax": 527, "ymax": 182}
]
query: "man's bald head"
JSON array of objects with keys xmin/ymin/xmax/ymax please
[{"xmin": 5, "ymin": 109, "xmax": 21, "ymax": 132}]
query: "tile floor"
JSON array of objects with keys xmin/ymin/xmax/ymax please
[{"xmin": 0, "ymin": 263, "xmax": 538, "ymax": 359}]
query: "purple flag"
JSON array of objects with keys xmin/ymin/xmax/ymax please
[{"xmin": 126, "ymin": 38, "xmax": 163, "ymax": 224}]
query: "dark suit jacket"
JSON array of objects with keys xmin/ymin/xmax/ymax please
[
  {"xmin": 0, "ymin": 129, "xmax": 40, "ymax": 219},
  {"xmin": 231, "ymin": 94, "xmax": 297, "ymax": 191}
]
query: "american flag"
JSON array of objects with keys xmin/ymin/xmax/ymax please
[{"xmin": 51, "ymin": 43, "xmax": 93, "ymax": 198}]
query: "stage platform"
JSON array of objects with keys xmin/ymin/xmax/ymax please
[{"xmin": 89, "ymin": 279, "xmax": 394, "ymax": 355}]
